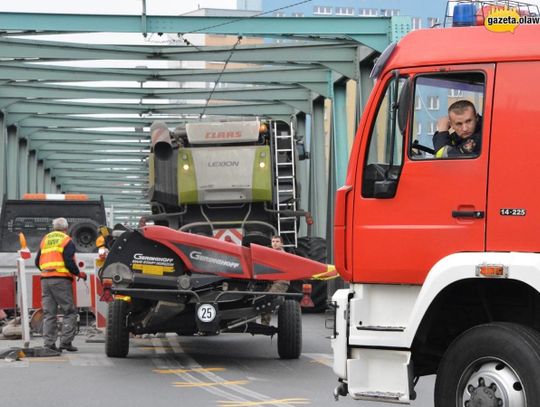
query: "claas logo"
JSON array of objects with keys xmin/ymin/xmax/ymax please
[{"xmin": 205, "ymin": 131, "xmax": 242, "ymax": 139}]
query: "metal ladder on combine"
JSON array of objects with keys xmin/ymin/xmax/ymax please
[{"xmin": 272, "ymin": 121, "xmax": 298, "ymax": 248}]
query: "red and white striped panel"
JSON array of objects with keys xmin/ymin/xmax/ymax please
[
  {"xmin": 90, "ymin": 268, "xmax": 107, "ymax": 329},
  {"xmin": 213, "ymin": 228, "xmax": 243, "ymax": 245}
]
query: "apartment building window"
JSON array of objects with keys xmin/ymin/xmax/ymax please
[
  {"xmin": 359, "ymin": 8, "xmax": 378, "ymax": 17},
  {"xmin": 429, "ymin": 121, "xmax": 437, "ymax": 135},
  {"xmin": 314, "ymin": 6, "xmax": 332, "ymax": 15},
  {"xmin": 415, "ymin": 96, "xmax": 422, "ymax": 110},
  {"xmin": 428, "ymin": 17, "xmax": 440, "ymax": 27},
  {"xmin": 428, "ymin": 96, "xmax": 440, "ymax": 110},
  {"xmin": 274, "ymin": 11, "xmax": 285, "ymax": 17},
  {"xmin": 412, "ymin": 17, "xmax": 422, "ymax": 30},
  {"xmin": 336, "ymin": 7, "xmax": 354, "ymax": 16},
  {"xmin": 291, "ymin": 12, "xmax": 304, "ymax": 17},
  {"xmin": 448, "ymin": 89, "xmax": 464, "ymax": 97},
  {"xmin": 381, "ymin": 9, "xmax": 400, "ymax": 17},
  {"xmin": 417, "ymin": 122, "xmax": 422, "ymax": 136}
]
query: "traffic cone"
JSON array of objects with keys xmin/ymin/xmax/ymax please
[{"xmin": 18, "ymin": 233, "xmax": 31, "ymax": 260}]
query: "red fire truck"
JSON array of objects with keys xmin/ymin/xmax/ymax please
[{"xmin": 331, "ymin": 18, "xmax": 540, "ymax": 407}]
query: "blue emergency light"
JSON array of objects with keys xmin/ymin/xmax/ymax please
[{"xmin": 453, "ymin": 3, "xmax": 477, "ymax": 26}]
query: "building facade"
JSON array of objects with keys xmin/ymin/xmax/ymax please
[{"xmin": 247, "ymin": 0, "xmax": 462, "ymax": 152}]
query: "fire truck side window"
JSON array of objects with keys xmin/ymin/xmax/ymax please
[
  {"xmin": 362, "ymin": 76, "xmax": 406, "ymax": 198},
  {"xmin": 409, "ymin": 72, "xmax": 485, "ymax": 160}
]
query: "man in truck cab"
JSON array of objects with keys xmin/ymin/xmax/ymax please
[{"xmin": 433, "ymin": 100, "xmax": 482, "ymax": 158}]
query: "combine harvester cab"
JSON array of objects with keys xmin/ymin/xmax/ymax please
[{"xmin": 149, "ymin": 120, "xmax": 278, "ymax": 244}]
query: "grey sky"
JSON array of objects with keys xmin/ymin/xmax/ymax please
[{"xmin": 0, "ymin": 0, "xmax": 236, "ymax": 15}]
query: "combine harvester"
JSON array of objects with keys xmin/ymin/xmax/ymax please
[{"xmin": 98, "ymin": 120, "xmax": 335, "ymax": 359}]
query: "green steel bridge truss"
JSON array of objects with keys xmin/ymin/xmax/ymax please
[{"xmin": 0, "ymin": 10, "xmax": 410, "ymax": 236}]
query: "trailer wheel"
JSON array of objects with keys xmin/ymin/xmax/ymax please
[
  {"xmin": 293, "ymin": 237, "xmax": 328, "ymax": 313},
  {"xmin": 70, "ymin": 220, "xmax": 99, "ymax": 253},
  {"xmin": 106, "ymin": 300, "xmax": 130, "ymax": 358},
  {"xmin": 434, "ymin": 322, "xmax": 540, "ymax": 407},
  {"xmin": 277, "ymin": 299, "xmax": 302, "ymax": 359}
]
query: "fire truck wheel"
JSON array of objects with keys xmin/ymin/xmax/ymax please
[
  {"xmin": 277, "ymin": 299, "xmax": 302, "ymax": 359},
  {"xmin": 434, "ymin": 322, "xmax": 540, "ymax": 407},
  {"xmin": 106, "ymin": 300, "xmax": 130, "ymax": 358},
  {"xmin": 293, "ymin": 237, "xmax": 328, "ymax": 313}
]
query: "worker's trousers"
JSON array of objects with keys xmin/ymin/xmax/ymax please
[
  {"xmin": 261, "ymin": 280, "xmax": 290, "ymax": 326},
  {"xmin": 41, "ymin": 278, "xmax": 77, "ymax": 347}
]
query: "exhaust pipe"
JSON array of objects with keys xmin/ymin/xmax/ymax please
[{"xmin": 150, "ymin": 121, "xmax": 172, "ymax": 160}]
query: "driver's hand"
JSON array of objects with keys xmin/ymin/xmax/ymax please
[{"xmin": 436, "ymin": 117, "xmax": 451, "ymax": 132}]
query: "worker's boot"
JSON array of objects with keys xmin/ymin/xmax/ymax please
[{"xmin": 59, "ymin": 343, "xmax": 78, "ymax": 352}]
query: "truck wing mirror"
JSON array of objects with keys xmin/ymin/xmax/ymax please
[{"xmin": 398, "ymin": 78, "xmax": 411, "ymax": 135}]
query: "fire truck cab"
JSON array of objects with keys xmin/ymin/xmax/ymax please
[{"xmin": 332, "ymin": 23, "xmax": 540, "ymax": 406}]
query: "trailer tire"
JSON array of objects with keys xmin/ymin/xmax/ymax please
[
  {"xmin": 70, "ymin": 220, "xmax": 99, "ymax": 253},
  {"xmin": 106, "ymin": 300, "xmax": 130, "ymax": 358},
  {"xmin": 293, "ymin": 236, "xmax": 328, "ymax": 313},
  {"xmin": 277, "ymin": 299, "xmax": 302, "ymax": 359},
  {"xmin": 434, "ymin": 322, "xmax": 540, "ymax": 407}
]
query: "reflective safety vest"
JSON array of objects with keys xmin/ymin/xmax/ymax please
[
  {"xmin": 435, "ymin": 145, "xmax": 451, "ymax": 158},
  {"xmin": 39, "ymin": 231, "xmax": 72, "ymax": 279}
]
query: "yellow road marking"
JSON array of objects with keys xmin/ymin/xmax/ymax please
[
  {"xmin": 26, "ymin": 357, "xmax": 69, "ymax": 362},
  {"xmin": 309, "ymin": 358, "xmax": 332, "ymax": 367},
  {"xmin": 138, "ymin": 346, "xmax": 176, "ymax": 351},
  {"xmin": 154, "ymin": 367, "xmax": 225, "ymax": 374},
  {"xmin": 172, "ymin": 380, "xmax": 248, "ymax": 388},
  {"xmin": 217, "ymin": 398, "xmax": 310, "ymax": 406}
]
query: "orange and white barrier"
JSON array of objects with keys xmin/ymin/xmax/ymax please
[
  {"xmin": 22, "ymin": 193, "xmax": 89, "ymax": 201},
  {"xmin": 0, "ymin": 253, "xmax": 107, "ymax": 331}
]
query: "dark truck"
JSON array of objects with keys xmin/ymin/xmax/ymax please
[{"xmin": 0, "ymin": 194, "xmax": 107, "ymax": 253}]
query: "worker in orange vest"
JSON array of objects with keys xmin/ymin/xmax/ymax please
[{"xmin": 35, "ymin": 217, "xmax": 87, "ymax": 352}]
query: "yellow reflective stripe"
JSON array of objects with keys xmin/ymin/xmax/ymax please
[
  {"xmin": 41, "ymin": 247, "xmax": 65, "ymax": 254},
  {"xmin": 435, "ymin": 147, "xmax": 445, "ymax": 158},
  {"xmin": 312, "ymin": 264, "xmax": 339, "ymax": 281},
  {"xmin": 41, "ymin": 261, "xmax": 66, "ymax": 268}
]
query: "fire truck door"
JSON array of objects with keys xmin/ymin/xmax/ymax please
[{"xmin": 352, "ymin": 65, "xmax": 494, "ymax": 284}]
